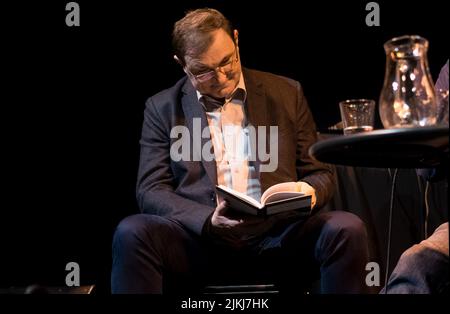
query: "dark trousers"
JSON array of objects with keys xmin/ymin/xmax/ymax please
[{"xmin": 111, "ymin": 210, "xmax": 369, "ymax": 294}]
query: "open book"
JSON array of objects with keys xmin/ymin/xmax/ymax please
[{"xmin": 216, "ymin": 183, "xmax": 312, "ymax": 216}]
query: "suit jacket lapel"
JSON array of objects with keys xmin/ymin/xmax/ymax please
[
  {"xmin": 242, "ymin": 69, "xmax": 271, "ymax": 192},
  {"xmin": 181, "ymin": 79, "xmax": 218, "ymax": 187}
]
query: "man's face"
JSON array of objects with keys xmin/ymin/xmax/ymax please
[{"xmin": 184, "ymin": 29, "xmax": 242, "ymax": 99}]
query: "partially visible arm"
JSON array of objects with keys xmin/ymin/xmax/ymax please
[
  {"xmin": 294, "ymin": 82, "xmax": 335, "ymax": 209},
  {"xmin": 435, "ymin": 60, "xmax": 449, "ymax": 92},
  {"xmin": 417, "ymin": 60, "xmax": 449, "ymax": 182},
  {"xmin": 136, "ymin": 97, "xmax": 213, "ymax": 235}
]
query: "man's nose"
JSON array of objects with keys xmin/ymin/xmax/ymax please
[{"xmin": 215, "ymin": 71, "xmax": 228, "ymax": 84}]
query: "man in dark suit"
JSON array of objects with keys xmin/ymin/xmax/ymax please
[{"xmin": 111, "ymin": 8, "xmax": 369, "ymax": 293}]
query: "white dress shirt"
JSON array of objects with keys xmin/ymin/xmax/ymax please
[{"xmin": 197, "ymin": 73, "xmax": 261, "ymax": 202}]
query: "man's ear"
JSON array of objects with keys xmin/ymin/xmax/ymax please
[
  {"xmin": 173, "ymin": 55, "xmax": 183, "ymax": 66},
  {"xmin": 233, "ymin": 30, "xmax": 239, "ymax": 45},
  {"xmin": 174, "ymin": 55, "xmax": 189, "ymax": 74}
]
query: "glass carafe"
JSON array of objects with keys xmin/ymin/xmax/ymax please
[{"xmin": 379, "ymin": 35, "xmax": 437, "ymax": 128}]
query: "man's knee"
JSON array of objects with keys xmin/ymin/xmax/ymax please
[
  {"xmin": 113, "ymin": 214, "xmax": 170, "ymax": 248},
  {"xmin": 323, "ymin": 211, "xmax": 367, "ymax": 240}
]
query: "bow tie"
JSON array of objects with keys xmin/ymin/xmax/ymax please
[
  {"xmin": 201, "ymin": 88, "xmax": 246, "ymax": 113},
  {"xmin": 201, "ymin": 95, "xmax": 226, "ymax": 112}
]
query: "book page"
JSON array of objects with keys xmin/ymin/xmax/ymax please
[
  {"xmin": 217, "ymin": 185, "xmax": 263, "ymax": 209},
  {"xmin": 261, "ymin": 182, "xmax": 304, "ymax": 205},
  {"xmin": 262, "ymin": 191, "xmax": 305, "ymax": 205}
]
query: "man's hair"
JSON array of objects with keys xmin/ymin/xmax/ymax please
[{"xmin": 172, "ymin": 8, "xmax": 233, "ymax": 65}]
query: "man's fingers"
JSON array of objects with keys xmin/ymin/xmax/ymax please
[
  {"xmin": 215, "ymin": 200, "xmax": 228, "ymax": 216},
  {"xmin": 212, "ymin": 201, "xmax": 244, "ymax": 228},
  {"xmin": 217, "ymin": 216, "xmax": 243, "ymax": 228}
]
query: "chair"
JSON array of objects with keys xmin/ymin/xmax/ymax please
[{"xmin": 0, "ymin": 284, "xmax": 95, "ymax": 294}]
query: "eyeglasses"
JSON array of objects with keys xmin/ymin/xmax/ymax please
[{"xmin": 186, "ymin": 47, "xmax": 239, "ymax": 83}]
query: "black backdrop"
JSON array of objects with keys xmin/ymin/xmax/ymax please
[{"xmin": 2, "ymin": 0, "xmax": 448, "ymax": 293}]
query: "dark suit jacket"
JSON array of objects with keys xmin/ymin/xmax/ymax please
[{"xmin": 137, "ymin": 68, "xmax": 334, "ymax": 235}]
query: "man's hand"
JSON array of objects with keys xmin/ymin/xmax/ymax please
[
  {"xmin": 211, "ymin": 201, "xmax": 243, "ymax": 228},
  {"xmin": 205, "ymin": 200, "xmax": 246, "ymax": 249},
  {"xmin": 296, "ymin": 181, "xmax": 317, "ymax": 208},
  {"xmin": 206, "ymin": 200, "xmax": 306, "ymax": 250}
]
